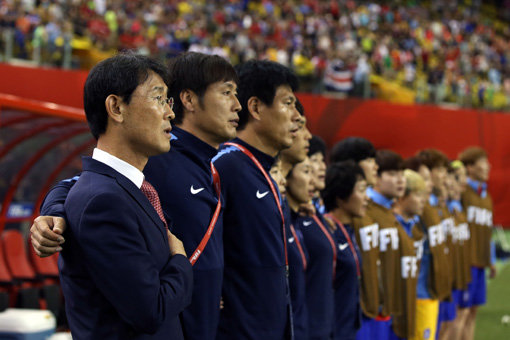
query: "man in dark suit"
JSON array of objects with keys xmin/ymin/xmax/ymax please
[
  {"xmin": 31, "ymin": 52, "xmax": 240, "ymax": 339},
  {"xmin": 57, "ymin": 53, "xmax": 193, "ymax": 339}
]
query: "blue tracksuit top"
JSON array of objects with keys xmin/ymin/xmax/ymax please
[
  {"xmin": 144, "ymin": 127, "xmax": 224, "ymax": 340},
  {"xmin": 39, "ymin": 176, "xmax": 80, "ymax": 218},
  {"xmin": 332, "ymin": 223, "xmax": 362, "ymax": 340},
  {"xmin": 213, "ymin": 138, "xmax": 291, "ymax": 340},
  {"xmin": 285, "ymin": 203, "xmax": 309, "ymax": 340},
  {"xmin": 298, "ymin": 213, "xmax": 335, "ymax": 339}
]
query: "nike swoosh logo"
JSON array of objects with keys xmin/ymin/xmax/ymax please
[
  {"xmin": 339, "ymin": 243, "xmax": 349, "ymax": 251},
  {"xmin": 288, "ymin": 237, "xmax": 295, "ymax": 243},
  {"xmin": 190, "ymin": 185, "xmax": 205, "ymax": 195},
  {"xmin": 256, "ymin": 190, "xmax": 269, "ymax": 199},
  {"xmin": 303, "ymin": 220, "xmax": 313, "ymax": 227}
]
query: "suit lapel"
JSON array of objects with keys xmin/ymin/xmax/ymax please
[{"xmin": 83, "ymin": 157, "xmax": 168, "ymax": 242}]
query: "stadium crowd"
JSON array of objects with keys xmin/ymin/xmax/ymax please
[
  {"xmin": 2, "ymin": 0, "xmax": 510, "ymax": 108},
  {"xmin": 28, "ymin": 51, "xmax": 495, "ymax": 340}
]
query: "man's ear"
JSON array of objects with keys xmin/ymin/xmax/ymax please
[
  {"xmin": 105, "ymin": 94, "xmax": 124, "ymax": 123},
  {"xmin": 246, "ymin": 96, "xmax": 262, "ymax": 121},
  {"xmin": 180, "ymin": 89, "xmax": 196, "ymax": 112}
]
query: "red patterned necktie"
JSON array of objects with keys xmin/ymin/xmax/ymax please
[{"xmin": 141, "ymin": 180, "xmax": 168, "ymax": 229}]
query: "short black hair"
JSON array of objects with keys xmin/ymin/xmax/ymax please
[
  {"xmin": 308, "ymin": 135, "xmax": 327, "ymax": 157},
  {"xmin": 322, "ymin": 160, "xmax": 365, "ymax": 212},
  {"xmin": 83, "ymin": 52, "xmax": 168, "ymax": 139},
  {"xmin": 376, "ymin": 149, "xmax": 404, "ymax": 175},
  {"xmin": 167, "ymin": 52, "xmax": 239, "ymax": 124},
  {"xmin": 417, "ymin": 149, "xmax": 449, "ymax": 170},
  {"xmin": 330, "ymin": 137, "xmax": 376, "ymax": 163},
  {"xmin": 403, "ymin": 155, "xmax": 422, "ymax": 172},
  {"xmin": 458, "ymin": 146, "xmax": 487, "ymax": 166},
  {"xmin": 235, "ymin": 60, "xmax": 299, "ymax": 130}
]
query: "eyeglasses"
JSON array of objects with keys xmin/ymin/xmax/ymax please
[{"xmin": 153, "ymin": 96, "xmax": 174, "ymax": 109}]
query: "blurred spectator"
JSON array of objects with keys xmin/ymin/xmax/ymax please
[
  {"xmin": 2, "ymin": 0, "xmax": 510, "ymax": 110},
  {"xmin": 324, "ymin": 58, "xmax": 353, "ymax": 94}
]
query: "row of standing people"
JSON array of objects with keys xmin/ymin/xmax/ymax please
[
  {"xmin": 270, "ymin": 132, "xmax": 493, "ymax": 340},
  {"xmin": 29, "ymin": 51, "xmax": 494, "ymax": 340}
]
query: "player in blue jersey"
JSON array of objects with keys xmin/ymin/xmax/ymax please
[
  {"xmin": 282, "ymin": 126, "xmax": 336, "ymax": 339},
  {"xmin": 283, "ymin": 156, "xmax": 313, "ymax": 339},
  {"xmin": 330, "ymin": 138, "xmax": 391, "ymax": 340},
  {"xmin": 277, "ymin": 98, "xmax": 314, "ymax": 339},
  {"xmin": 280, "ymin": 101, "xmax": 336, "ymax": 338},
  {"xmin": 213, "ymin": 59, "xmax": 301, "ymax": 339},
  {"xmin": 322, "ymin": 160, "xmax": 368, "ymax": 340},
  {"xmin": 143, "ymin": 52, "xmax": 241, "ymax": 340}
]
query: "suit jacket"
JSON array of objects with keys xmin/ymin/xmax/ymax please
[{"xmin": 61, "ymin": 157, "xmax": 193, "ymax": 339}]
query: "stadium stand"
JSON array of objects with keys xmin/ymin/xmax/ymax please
[{"xmin": 2, "ymin": 0, "xmax": 510, "ymax": 109}]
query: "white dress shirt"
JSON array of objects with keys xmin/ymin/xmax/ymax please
[{"xmin": 92, "ymin": 148, "xmax": 144, "ymax": 189}]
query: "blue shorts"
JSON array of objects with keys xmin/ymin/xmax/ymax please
[
  {"xmin": 435, "ymin": 298, "xmax": 457, "ymax": 339},
  {"xmin": 451, "ymin": 289, "xmax": 462, "ymax": 306},
  {"xmin": 461, "ymin": 266, "xmax": 487, "ymax": 307},
  {"xmin": 438, "ymin": 299, "xmax": 456, "ymax": 322},
  {"xmin": 356, "ymin": 315, "xmax": 392, "ymax": 340},
  {"xmin": 458, "ymin": 288, "xmax": 472, "ymax": 308}
]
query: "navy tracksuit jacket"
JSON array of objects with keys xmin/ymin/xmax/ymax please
[
  {"xmin": 332, "ymin": 223, "xmax": 362, "ymax": 340},
  {"xmin": 213, "ymin": 138, "xmax": 291, "ymax": 340},
  {"xmin": 285, "ymin": 203, "xmax": 309, "ymax": 340},
  {"xmin": 145, "ymin": 127, "xmax": 224, "ymax": 340},
  {"xmin": 298, "ymin": 213, "xmax": 335, "ymax": 339}
]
